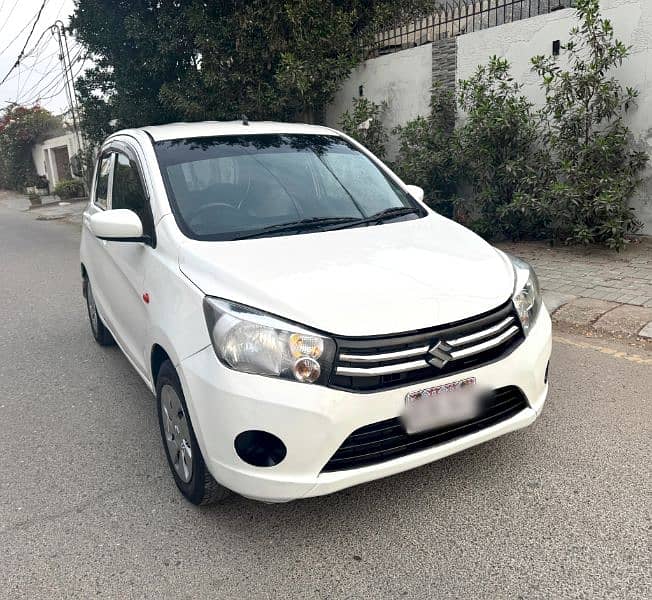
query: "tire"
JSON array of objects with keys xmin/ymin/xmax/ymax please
[
  {"xmin": 156, "ymin": 360, "xmax": 230, "ymax": 505},
  {"xmin": 84, "ymin": 277, "xmax": 115, "ymax": 346}
]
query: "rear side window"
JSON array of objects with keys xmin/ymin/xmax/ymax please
[
  {"xmin": 95, "ymin": 154, "xmax": 112, "ymax": 209},
  {"xmin": 111, "ymin": 152, "xmax": 154, "ymax": 238}
]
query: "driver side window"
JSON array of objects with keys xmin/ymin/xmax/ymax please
[{"xmin": 111, "ymin": 152, "xmax": 154, "ymax": 239}]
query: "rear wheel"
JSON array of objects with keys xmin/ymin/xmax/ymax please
[
  {"xmin": 156, "ymin": 360, "xmax": 229, "ymax": 505},
  {"xmin": 84, "ymin": 277, "xmax": 114, "ymax": 346}
]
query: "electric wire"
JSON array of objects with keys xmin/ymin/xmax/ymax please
[
  {"xmin": 15, "ymin": 43, "xmax": 80, "ymax": 100},
  {"xmin": 0, "ymin": 0, "xmax": 21, "ymax": 37},
  {"xmin": 19, "ymin": 47, "xmax": 84, "ymax": 106},
  {"xmin": 0, "ymin": 0, "xmax": 50, "ymax": 85}
]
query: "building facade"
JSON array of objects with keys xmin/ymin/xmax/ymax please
[{"xmin": 31, "ymin": 129, "xmax": 81, "ymax": 191}]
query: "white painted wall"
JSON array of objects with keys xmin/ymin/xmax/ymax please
[
  {"xmin": 324, "ymin": 43, "xmax": 433, "ymax": 158},
  {"xmin": 456, "ymin": 0, "xmax": 652, "ymax": 234}
]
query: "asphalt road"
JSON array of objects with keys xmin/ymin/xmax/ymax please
[{"xmin": 0, "ymin": 205, "xmax": 650, "ymax": 600}]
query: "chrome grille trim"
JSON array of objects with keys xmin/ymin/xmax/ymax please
[
  {"xmin": 329, "ymin": 300, "xmax": 525, "ymax": 391},
  {"xmin": 446, "ymin": 315, "xmax": 515, "ymax": 347},
  {"xmin": 339, "ymin": 345, "xmax": 430, "ymax": 363},
  {"xmin": 336, "ymin": 359, "xmax": 428, "ymax": 377},
  {"xmin": 448, "ymin": 325, "xmax": 519, "ymax": 360}
]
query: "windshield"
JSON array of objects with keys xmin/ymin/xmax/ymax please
[{"xmin": 154, "ymin": 134, "xmax": 423, "ymax": 240}]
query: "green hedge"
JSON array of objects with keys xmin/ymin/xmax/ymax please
[{"xmin": 54, "ymin": 179, "xmax": 85, "ymax": 199}]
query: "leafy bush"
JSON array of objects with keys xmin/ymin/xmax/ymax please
[
  {"xmin": 510, "ymin": 0, "xmax": 648, "ymax": 249},
  {"xmin": 393, "ymin": 86, "xmax": 460, "ymax": 217},
  {"xmin": 389, "ymin": 0, "xmax": 646, "ymax": 248},
  {"xmin": 457, "ymin": 56, "xmax": 552, "ymax": 239},
  {"xmin": 339, "ymin": 97, "xmax": 389, "ymax": 159},
  {"xmin": 54, "ymin": 179, "xmax": 85, "ymax": 199}
]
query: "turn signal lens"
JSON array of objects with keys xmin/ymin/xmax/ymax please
[
  {"xmin": 292, "ymin": 357, "xmax": 321, "ymax": 383},
  {"xmin": 289, "ymin": 333, "xmax": 324, "ymax": 359}
]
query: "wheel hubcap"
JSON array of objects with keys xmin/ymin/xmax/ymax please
[{"xmin": 160, "ymin": 385, "xmax": 193, "ymax": 483}]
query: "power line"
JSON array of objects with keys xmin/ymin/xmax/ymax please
[
  {"xmin": 22, "ymin": 59, "xmax": 86, "ymax": 106},
  {"xmin": 0, "ymin": 0, "xmax": 22, "ymax": 38},
  {"xmin": 0, "ymin": 0, "xmax": 50, "ymax": 86},
  {"xmin": 19, "ymin": 46, "xmax": 84, "ymax": 106}
]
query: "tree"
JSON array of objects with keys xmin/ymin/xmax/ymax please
[
  {"xmin": 70, "ymin": 0, "xmax": 439, "ymax": 144},
  {"xmin": 0, "ymin": 104, "xmax": 60, "ymax": 190},
  {"xmin": 520, "ymin": 0, "xmax": 648, "ymax": 249}
]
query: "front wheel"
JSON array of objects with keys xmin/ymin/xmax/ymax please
[
  {"xmin": 84, "ymin": 277, "xmax": 114, "ymax": 346},
  {"xmin": 156, "ymin": 360, "xmax": 229, "ymax": 505}
]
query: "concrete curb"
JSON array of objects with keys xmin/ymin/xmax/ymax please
[{"xmin": 544, "ymin": 291, "xmax": 652, "ymax": 342}]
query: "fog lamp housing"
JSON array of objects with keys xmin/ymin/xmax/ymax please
[{"xmin": 234, "ymin": 430, "xmax": 287, "ymax": 467}]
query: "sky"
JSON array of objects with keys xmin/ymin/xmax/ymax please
[{"xmin": 0, "ymin": 0, "xmax": 81, "ymax": 115}]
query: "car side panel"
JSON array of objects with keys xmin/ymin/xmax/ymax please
[{"xmin": 143, "ymin": 215, "xmax": 212, "ymax": 381}]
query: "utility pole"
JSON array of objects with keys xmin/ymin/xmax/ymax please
[{"xmin": 50, "ymin": 20, "xmax": 87, "ymax": 192}]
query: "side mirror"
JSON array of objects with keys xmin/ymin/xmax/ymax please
[
  {"xmin": 406, "ymin": 185, "xmax": 425, "ymax": 203},
  {"xmin": 89, "ymin": 209, "xmax": 146, "ymax": 242}
]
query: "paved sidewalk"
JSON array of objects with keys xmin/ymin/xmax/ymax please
[
  {"xmin": 499, "ymin": 239, "xmax": 652, "ymax": 341},
  {"xmin": 498, "ymin": 239, "xmax": 652, "ymax": 308}
]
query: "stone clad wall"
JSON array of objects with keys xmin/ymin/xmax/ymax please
[{"xmin": 431, "ymin": 38, "xmax": 457, "ymax": 91}]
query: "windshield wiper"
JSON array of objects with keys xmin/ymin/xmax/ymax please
[
  {"xmin": 368, "ymin": 206, "xmax": 421, "ymax": 222},
  {"xmin": 327, "ymin": 206, "xmax": 421, "ymax": 231},
  {"xmin": 233, "ymin": 216, "xmax": 361, "ymax": 240}
]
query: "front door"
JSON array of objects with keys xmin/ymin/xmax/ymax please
[
  {"xmin": 52, "ymin": 145, "xmax": 71, "ymax": 182},
  {"xmin": 99, "ymin": 148, "xmax": 156, "ymax": 374}
]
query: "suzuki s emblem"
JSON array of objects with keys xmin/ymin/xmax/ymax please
[{"xmin": 428, "ymin": 340, "xmax": 453, "ymax": 368}]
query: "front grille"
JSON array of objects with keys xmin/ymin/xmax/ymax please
[
  {"xmin": 321, "ymin": 386, "xmax": 527, "ymax": 472},
  {"xmin": 329, "ymin": 300, "xmax": 524, "ymax": 392}
]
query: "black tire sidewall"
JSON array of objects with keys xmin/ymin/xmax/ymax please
[
  {"xmin": 84, "ymin": 278, "xmax": 100, "ymax": 340},
  {"xmin": 156, "ymin": 360, "xmax": 210, "ymax": 505},
  {"xmin": 84, "ymin": 277, "xmax": 113, "ymax": 345}
]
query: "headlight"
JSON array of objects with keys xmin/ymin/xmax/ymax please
[
  {"xmin": 203, "ymin": 297, "xmax": 336, "ymax": 384},
  {"xmin": 509, "ymin": 256, "xmax": 542, "ymax": 335}
]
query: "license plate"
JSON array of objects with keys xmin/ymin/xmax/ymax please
[{"xmin": 402, "ymin": 377, "xmax": 480, "ymax": 434}]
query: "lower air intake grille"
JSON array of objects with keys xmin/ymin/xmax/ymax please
[{"xmin": 321, "ymin": 386, "xmax": 528, "ymax": 472}]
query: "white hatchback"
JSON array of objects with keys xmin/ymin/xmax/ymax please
[{"xmin": 80, "ymin": 121, "xmax": 551, "ymax": 504}]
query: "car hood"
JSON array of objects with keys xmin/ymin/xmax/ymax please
[{"xmin": 178, "ymin": 214, "xmax": 515, "ymax": 336}]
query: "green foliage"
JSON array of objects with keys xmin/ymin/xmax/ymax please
[
  {"xmin": 54, "ymin": 178, "xmax": 86, "ymax": 199},
  {"xmin": 0, "ymin": 104, "xmax": 60, "ymax": 190},
  {"xmin": 70, "ymin": 1, "xmax": 439, "ymax": 145},
  {"xmin": 339, "ymin": 97, "xmax": 389, "ymax": 159},
  {"xmin": 457, "ymin": 57, "xmax": 552, "ymax": 239},
  {"xmin": 392, "ymin": 0, "xmax": 646, "ymax": 249},
  {"xmin": 514, "ymin": 0, "xmax": 648, "ymax": 249},
  {"xmin": 392, "ymin": 86, "xmax": 460, "ymax": 216}
]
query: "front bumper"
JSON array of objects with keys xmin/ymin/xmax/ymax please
[{"xmin": 178, "ymin": 308, "xmax": 552, "ymax": 502}]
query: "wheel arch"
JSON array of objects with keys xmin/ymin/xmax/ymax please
[{"xmin": 151, "ymin": 343, "xmax": 171, "ymax": 386}]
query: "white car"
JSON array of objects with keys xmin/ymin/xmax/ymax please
[{"xmin": 80, "ymin": 121, "xmax": 551, "ymax": 504}]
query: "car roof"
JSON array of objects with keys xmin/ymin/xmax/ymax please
[{"xmin": 133, "ymin": 120, "xmax": 341, "ymax": 142}]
